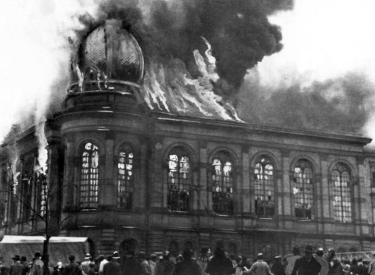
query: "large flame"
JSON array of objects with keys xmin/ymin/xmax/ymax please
[
  {"xmin": 35, "ymin": 122, "xmax": 48, "ymax": 175},
  {"xmin": 141, "ymin": 38, "xmax": 243, "ymax": 122}
]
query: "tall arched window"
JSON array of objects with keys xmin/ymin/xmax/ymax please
[
  {"xmin": 117, "ymin": 144, "xmax": 134, "ymax": 210},
  {"xmin": 167, "ymin": 147, "xmax": 190, "ymax": 212},
  {"xmin": 254, "ymin": 156, "xmax": 274, "ymax": 218},
  {"xmin": 211, "ymin": 151, "xmax": 234, "ymax": 215},
  {"xmin": 331, "ymin": 163, "xmax": 352, "ymax": 223},
  {"xmin": 293, "ymin": 159, "xmax": 314, "ymax": 220},
  {"xmin": 80, "ymin": 142, "xmax": 99, "ymax": 209}
]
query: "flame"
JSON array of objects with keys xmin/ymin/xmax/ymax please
[
  {"xmin": 141, "ymin": 38, "xmax": 242, "ymax": 122},
  {"xmin": 35, "ymin": 122, "xmax": 48, "ymax": 175}
]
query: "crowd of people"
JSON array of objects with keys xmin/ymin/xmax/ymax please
[{"xmin": 1, "ymin": 245, "xmax": 375, "ymax": 275}]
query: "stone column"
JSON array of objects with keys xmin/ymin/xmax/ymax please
[
  {"xmin": 357, "ymin": 156, "xmax": 369, "ymax": 236},
  {"xmin": 198, "ymin": 141, "xmax": 209, "ymax": 213},
  {"xmin": 136, "ymin": 140, "xmax": 148, "ymax": 212},
  {"xmin": 242, "ymin": 146, "xmax": 251, "ymax": 214},
  {"xmin": 281, "ymin": 150, "xmax": 292, "ymax": 228},
  {"xmin": 150, "ymin": 138, "xmax": 164, "ymax": 210},
  {"xmin": 100, "ymin": 131, "xmax": 115, "ymax": 207},
  {"xmin": 64, "ymin": 136, "xmax": 76, "ymax": 208},
  {"xmin": 320, "ymin": 154, "xmax": 332, "ymax": 234}
]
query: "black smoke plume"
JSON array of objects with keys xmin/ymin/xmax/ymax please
[
  {"xmin": 75, "ymin": 0, "xmax": 293, "ymax": 97},
  {"xmin": 237, "ymin": 72, "xmax": 373, "ymax": 133}
]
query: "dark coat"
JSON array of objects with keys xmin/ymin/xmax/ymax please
[
  {"xmin": 103, "ymin": 260, "xmax": 121, "ymax": 275},
  {"xmin": 63, "ymin": 262, "xmax": 82, "ymax": 275},
  {"xmin": 206, "ymin": 257, "xmax": 234, "ymax": 275},
  {"xmin": 173, "ymin": 259, "xmax": 201, "ymax": 275},
  {"xmin": 9, "ymin": 262, "xmax": 23, "ymax": 275},
  {"xmin": 291, "ymin": 256, "xmax": 321, "ymax": 275}
]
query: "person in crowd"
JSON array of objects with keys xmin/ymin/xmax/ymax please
[
  {"xmin": 87, "ymin": 263, "xmax": 95, "ymax": 275},
  {"xmin": 53, "ymin": 262, "xmax": 64, "ymax": 275},
  {"xmin": 342, "ymin": 259, "xmax": 351, "ymax": 275},
  {"xmin": 139, "ymin": 252, "xmax": 151, "ymax": 275},
  {"xmin": 326, "ymin": 249, "xmax": 342, "ymax": 275},
  {"xmin": 315, "ymin": 248, "xmax": 329, "ymax": 275},
  {"xmin": 291, "ymin": 245, "xmax": 321, "ymax": 275},
  {"xmin": 173, "ymin": 249, "xmax": 200, "ymax": 275},
  {"xmin": 9, "ymin": 255, "xmax": 23, "ymax": 275},
  {"xmin": 149, "ymin": 254, "xmax": 157, "ymax": 275},
  {"xmin": 234, "ymin": 256, "xmax": 243, "ymax": 275},
  {"xmin": 369, "ymin": 253, "xmax": 375, "ymax": 275},
  {"xmin": 243, "ymin": 253, "xmax": 271, "ymax": 275},
  {"xmin": 63, "ymin": 255, "xmax": 81, "ymax": 275},
  {"xmin": 81, "ymin": 254, "xmax": 92, "ymax": 275},
  {"xmin": 122, "ymin": 251, "xmax": 139, "ymax": 275},
  {"xmin": 206, "ymin": 248, "xmax": 234, "ymax": 275},
  {"xmin": 155, "ymin": 251, "xmax": 174, "ymax": 275},
  {"xmin": 98, "ymin": 255, "xmax": 108, "ymax": 275},
  {"xmin": 20, "ymin": 257, "xmax": 29, "ymax": 275},
  {"xmin": 30, "ymin": 253, "xmax": 44, "ymax": 275},
  {"xmin": 285, "ymin": 247, "xmax": 301, "ymax": 275},
  {"xmin": 103, "ymin": 252, "xmax": 121, "ymax": 275},
  {"xmin": 197, "ymin": 248, "xmax": 210, "ymax": 275},
  {"xmin": 1, "ymin": 261, "xmax": 10, "ymax": 275},
  {"xmin": 271, "ymin": 256, "xmax": 285, "ymax": 275},
  {"xmin": 357, "ymin": 258, "xmax": 368, "ymax": 275}
]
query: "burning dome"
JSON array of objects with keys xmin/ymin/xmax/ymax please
[{"xmin": 69, "ymin": 19, "xmax": 144, "ymax": 94}]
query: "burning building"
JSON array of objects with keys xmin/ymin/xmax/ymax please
[{"xmin": 1, "ymin": 4, "xmax": 375, "ymax": 261}]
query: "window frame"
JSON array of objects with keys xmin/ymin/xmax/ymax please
[
  {"xmin": 253, "ymin": 156, "xmax": 275, "ymax": 218},
  {"xmin": 117, "ymin": 143, "xmax": 135, "ymax": 210},
  {"xmin": 167, "ymin": 147, "xmax": 191, "ymax": 213},
  {"xmin": 79, "ymin": 142, "xmax": 99, "ymax": 210},
  {"xmin": 293, "ymin": 159, "xmax": 314, "ymax": 220},
  {"xmin": 331, "ymin": 163, "xmax": 352, "ymax": 223},
  {"xmin": 211, "ymin": 151, "xmax": 234, "ymax": 216}
]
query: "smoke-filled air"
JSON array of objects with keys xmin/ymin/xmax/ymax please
[{"xmin": 2, "ymin": 0, "xmax": 375, "ymax": 146}]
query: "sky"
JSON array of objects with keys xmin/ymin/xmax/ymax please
[{"xmin": 1, "ymin": 0, "xmax": 375, "ymax": 144}]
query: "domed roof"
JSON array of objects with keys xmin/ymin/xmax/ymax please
[{"xmin": 79, "ymin": 19, "xmax": 144, "ymax": 84}]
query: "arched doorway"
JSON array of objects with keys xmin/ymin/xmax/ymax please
[{"xmin": 119, "ymin": 238, "xmax": 139, "ymax": 259}]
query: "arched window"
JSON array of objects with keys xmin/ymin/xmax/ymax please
[
  {"xmin": 331, "ymin": 163, "xmax": 352, "ymax": 223},
  {"xmin": 293, "ymin": 159, "xmax": 314, "ymax": 220},
  {"xmin": 117, "ymin": 144, "xmax": 134, "ymax": 210},
  {"xmin": 80, "ymin": 142, "xmax": 99, "ymax": 209},
  {"xmin": 211, "ymin": 151, "xmax": 234, "ymax": 215},
  {"xmin": 167, "ymin": 147, "xmax": 190, "ymax": 212},
  {"xmin": 254, "ymin": 156, "xmax": 274, "ymax": 218}
]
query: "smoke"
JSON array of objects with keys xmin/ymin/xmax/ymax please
[
  {"xmin": 235, "ymin": 0, "xmax": 375, "ymax": 145},
  {"xmin": 72, "ymin": 0, "xmax": 293, "ymax": 98},
  {"xmin": 237, "ymin": 71, "xmax": 373, "ymax": 133}
]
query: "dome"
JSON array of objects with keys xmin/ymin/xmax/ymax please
[{"xmin": 78, "ymin": 19, "xmax": 144, "ymax": 85}]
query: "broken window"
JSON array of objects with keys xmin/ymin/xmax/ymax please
[
  {"xmin": 254, "ymin": 156, "xmax": 274, "ymax": 218},
  {"xmin": 117, "ymin": 144, "xmax": 134, "ymax": 210},
  {"xmin": 167, "ymin": 147, "xmax": 190, "ymax": 212},
  {"xmin": 331, "ymin": 163, "xmax": 352, "ymax": 223},
  {"xmin": 80, "ymin": 142, "xmax": 99, "ymax": 209},
  {"xmin": 294, "ymin": 159, "xmax": 314, "ymax": 220},
  {"xmin": 211, "ymin": 151, "xmax": 233, "ymax": 215}
]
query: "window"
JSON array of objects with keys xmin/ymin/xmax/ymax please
[
  {"xmin": 167, "ymin": 147, "xmax": 190, "ymax": 212},
  {"xmin": 21, "ymin": 158, "xmax": 34, "ymax": 221},
  {"xmin": 331, "ymin": 163, "xmax": 352, "ymax": 223},
  {"xmin": 293, "ymin": 159, "xmax": 314, "ymax": 220},
  {"xmin": 117, "ymin": 144, "xmax": 134, "ymax": 210},
  {"xmin": 211, "ymin": 151, "xmax": 234, "ymax": 215},
  {"xmin": 80, "ymin": 142, "xmax": 99, "ymax": 209},
  {"xmin": 254, "ymin": 156, "xmax": 274, "ymax": 218}
]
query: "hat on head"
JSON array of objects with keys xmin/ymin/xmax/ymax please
[
  {"xmin": 20, "ymin": 256, "xmax": 27, "ymax": 262},
  {"xmin": 305, "ymin": 245, "xmax": 313, "ymax": 253},
  {"xmin": 274, "ymin": 255, "xmax": 281, "ymax": 260},
  {"xmin": 138, "ymin": 251, "xmax": 146, "ymax": 259},
  {"xmin": 34, "ymin": 252, "xmax": 41, "ymax": 258},
  {"xmin": 257, "ymin": 253, "xmax": 263, "ymax": 259},
  {"xmin": 84, "ymin": 253, "xmax": 91, "ymax": 260},
  {"xmin": 57, "ymin": 262, "xmax": 63, "ymax": 268},
  {"xmin": 12, "ymin": 255, "xmax": 20, "ymax": 261},
  {"xmin": 112, "ymin": 251, "xmax": 120, "ymax": 259}
]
